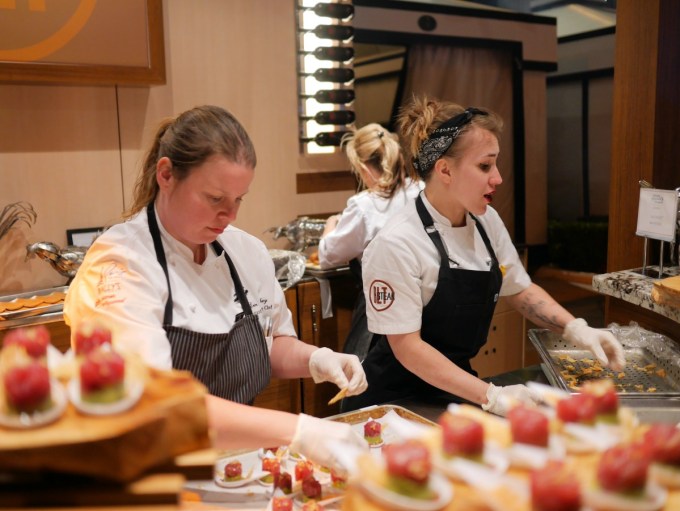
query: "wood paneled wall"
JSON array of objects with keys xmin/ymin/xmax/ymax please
[
  {"xmin": 0, "ymin": 0, "xmax": 353, "ymax": 295},
  {"xmin": 608, "ymin": 0, "xmax": 680, "ymax": 272},
  {"xmin": 606, "ymin": 0, "xmax": 680, "ymax": 337}
]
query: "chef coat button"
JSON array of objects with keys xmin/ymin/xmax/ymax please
[
  {"xmin": 189, "ymin": 304, "xmax": 196, "ymax": 313},
  {"xmin": 169, "ymin": 256, "xmax": 176, "ymax": 266},
  {"xmin": 494, "ymin": 293, "xmax": 499, "ymax": 302}
]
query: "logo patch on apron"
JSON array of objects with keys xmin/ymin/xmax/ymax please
[{"xmin": 369, "ymin": 280, "xmax": 395, "ymax": 311}]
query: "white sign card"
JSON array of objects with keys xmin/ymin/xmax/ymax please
[{"xmin": 636, "ymin": 188, "xmax": 679, "ymax": 242}]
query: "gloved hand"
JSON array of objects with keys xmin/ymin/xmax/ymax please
[
  {"xmin": 482, "ymin": 382, "xmax": 541, "ymax": 416},
  {"xmin": 290, "ymin": 413, "xmax": 367, "ymax": 469},
  {"xmin": 562, "ymin": 318, "xmax": 626, "ymax": 372},
  {"xmin": 308, "ymin": 347, "xmax": 368, "ymax": 396}
]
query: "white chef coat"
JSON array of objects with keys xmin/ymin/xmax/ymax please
[
  {"xmin": 318, "ymin": 178, "xmax": 423, "ymax": 269},
  {"xmin": 64, "ymin": 209, "xmax": 296, "ymax": 370},
  {"xmin": 362, "ymin": 193, "xmax": 531, "ymax": 336}
]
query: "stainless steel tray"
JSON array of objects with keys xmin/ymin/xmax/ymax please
[
  {"xmin": 529, "ymin": 326, "xmax": 680, "ymax": 397},
  {"xmin": 326, "ymin": 404, "xmax": 436, "ymax": 427},
  {"xmin": 0, "ymin": 286, "xmax": 68, "ymax": 321}
]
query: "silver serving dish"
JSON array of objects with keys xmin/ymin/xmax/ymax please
[
  {"xmin": 266, "ymin": 216, "xmax": 327, "ymax": 252},
  {"xmin": 0, "ymin": 286, "xmax": 68, "ymax": 322},
  {"xmin": 529, "ymin": 325, "xmax": 680, "ymax": 398}
]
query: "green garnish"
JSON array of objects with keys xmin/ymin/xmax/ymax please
[
  {"xmin": 82, "ymin": 383, "xmax": 124, "ymax": 404},
  {"xmin": 386, "ymin": 476, "xmax": 436, "ymax": 500},
  {"xmin": 365, "ymin": 435, "xmax": 383, "ymax": 445}
]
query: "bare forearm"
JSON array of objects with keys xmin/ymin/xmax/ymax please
[
  {"xmin": 206, "ymin": 395, "xmax": 299, "ymax": 450},
  {"xmin": 389, "ymin": 334, "xmax": 489, "ymax": 405},
  {"xmin": 269, "ymin": 336, "xmax": 316, "ymax": 379},
  {"xmin": 507, "ymin": 283, "xmax": 575, "ymax": 332}
]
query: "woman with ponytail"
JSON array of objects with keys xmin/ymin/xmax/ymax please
[
  {"xmin": 342, "ymin": 95, "xmax": 624, "ymax": 415},
  {"xmin": 65, "ymin": 105, "xmax": 367, "ymax": 467},
  {"xmin": 317, "ymin": 123, "xmax": 422, "ymax": 367}
]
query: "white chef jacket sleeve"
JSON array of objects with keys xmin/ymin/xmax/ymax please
[
  {"xmin": 362, "ymin": 233, "xmax": 424, "ymax": 336},
  {"xmin": 263, "ymin": 256, "xmax": 297, "ymax": 340},
  {"xmin": 318, "ymin": 196, "xmax": 368, "ymax": 269},
  {"xmin": 64, "ymin": 233, "xmax": 174, "ymax": 370},
  {"xmin": 483, "ymin": 211, "xmax": 532, "ymax": 296}
]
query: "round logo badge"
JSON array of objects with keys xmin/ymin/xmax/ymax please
[
  {"xmin": 0, "ymin": 1, "xmax": 96, "ymax": 62},
  {"xmin": 369, "ymin": 280, "xmax": 395, "ymax": 311}
]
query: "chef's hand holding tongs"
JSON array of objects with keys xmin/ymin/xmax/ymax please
[{"xmin": 562, "ymin": 318, "xmax": 626, "ymax": 372}]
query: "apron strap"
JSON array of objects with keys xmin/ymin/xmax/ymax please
[
  {"xmin": 211, "ymin": 240, "xmax": 253, "ymax": 316},
  {"xmin": 416, "ymin": 195, "xmax": 500, "ymax": 272},
  {"xmin": 147, "ymin": 202, "xmax": 174, "ymax": 327},
  {"xmin": 415, "ymin": 195, "xmax": 451, "ymax": 280},
  {"xmin": 468, "ymin": 213, "xmax": 500, "ymax": 268}
]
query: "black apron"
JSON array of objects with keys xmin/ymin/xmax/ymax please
[
  {"xmin": 147, "ymin": 203, "xmax": 271, "ymax": 404},
  {"xmin": 341, "ymin": 258, "xmax": 374, "ymax": 362},
  {"xmin": 342, "ymin": 195, "xmax": 503, "ymax": 411}
]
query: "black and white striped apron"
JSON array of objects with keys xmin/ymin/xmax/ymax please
[{"xmin": 147, "ymin": 202, "xmax": 271, "ymax": 404}]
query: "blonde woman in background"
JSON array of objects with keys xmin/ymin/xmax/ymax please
[{"xmin": 318, "ymin": 123, "xmax": 422, "ymax": 371}]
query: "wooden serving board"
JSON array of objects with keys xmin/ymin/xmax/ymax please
[{"xmin": 0, "ymin": 369, "xmax": 212, "ymax": 482}]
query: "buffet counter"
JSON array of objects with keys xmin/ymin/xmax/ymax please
[{"xmin": 593, "ymin": 265, "xmax": 680, "ymax": 323}]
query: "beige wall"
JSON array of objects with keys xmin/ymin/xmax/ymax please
[{"xmin": 0, "ymin": 0, "xmax": 352, "ymax": 294}]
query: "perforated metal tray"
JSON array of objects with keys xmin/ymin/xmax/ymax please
[{"xmin": 529, "ymin": 326, "xmax": 680, "ymax": 397}]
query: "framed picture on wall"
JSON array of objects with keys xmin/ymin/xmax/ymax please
[
  {"xmin": 66, "ymin": 227, "xmax": 104, "ymax": 248},
  {"xmin": 0, "ymin": 0, "xmax": 165, "ymax": 85}
]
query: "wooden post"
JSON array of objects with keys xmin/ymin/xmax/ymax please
[{"xmin": 606, "ymin": 0, "xmax": 680, "ymax": 338}]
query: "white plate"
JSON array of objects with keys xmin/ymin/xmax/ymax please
[
  {"xmin": 214, "ymin": 459, "xmax": 270, "ymax": 489},
  {"xmin": 67, "ymin": 377, "xmax": 144, "ymax": 415},
  {"xmin": 0, "ymin": 379, "xmax": 67, "ymax": 429},
  {"xmin": 258, "ymin": 446, "xmax": 290, "ymax": 461},
  {"xmin": 435, "ymin": 441, "xmax": 509, "ymax": 479},
  {"xmin": 358, "ymin": 471, "xmax": 453, "ymax": 511},
  {"xmin": 214, "ymin": 454, "xmax": 275, "ymax": 489},
  {"xmin": 215, "ymin": 471, "xmax": 270, "ymax": 488},
  {"xmin": 583, "ymin": 482, "xmax": 667, "ymax": 511}
]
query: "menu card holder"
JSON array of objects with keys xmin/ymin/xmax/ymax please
[{"xmin": 636, "ymin": 188, "xmax": 679, "ymax": 277}]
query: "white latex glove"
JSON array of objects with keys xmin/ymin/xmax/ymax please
[
  {"xmin": 290, "ymin": 413, "xmax": 367, "ymax": 469},
  {"xmin": 308, "ymin": 347, "xmax": 368, "ymax": 396},
  {"xmin": 562, "ymin": 318, "xmax": 626, "ymax": 372},
  {"xmin": 482, "ymin": 383, "xmax": 541, "ymax": 416}
]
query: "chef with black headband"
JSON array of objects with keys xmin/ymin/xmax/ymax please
[{"xmin": 341, "ymin": 96, "xmax": 625, "ymax": 415}]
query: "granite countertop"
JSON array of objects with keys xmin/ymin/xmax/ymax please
[{"xmin": 592, "ymin": 265, "xmax": 680, "ymax": 323}]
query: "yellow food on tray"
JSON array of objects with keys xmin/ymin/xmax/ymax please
[
  {"xmin": 0, "ymin": 291, "xmax": 66, "ymax": 314},
  {"xmin": 652, "ymin": 275, "xmax": 680, "ymax": 308}
]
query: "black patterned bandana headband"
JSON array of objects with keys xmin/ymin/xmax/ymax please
[{"xmin": 413, "ymin": 107, "xmax": 488, "ymax": 176}]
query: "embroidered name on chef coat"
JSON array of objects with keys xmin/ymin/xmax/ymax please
[
  {"xmin": 369, "ymin": 280, "xmax": 395, "ymax": 311},
  {"xmin": 95, "ymin": 261, "xmax": 126, "ymax": 308}
]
